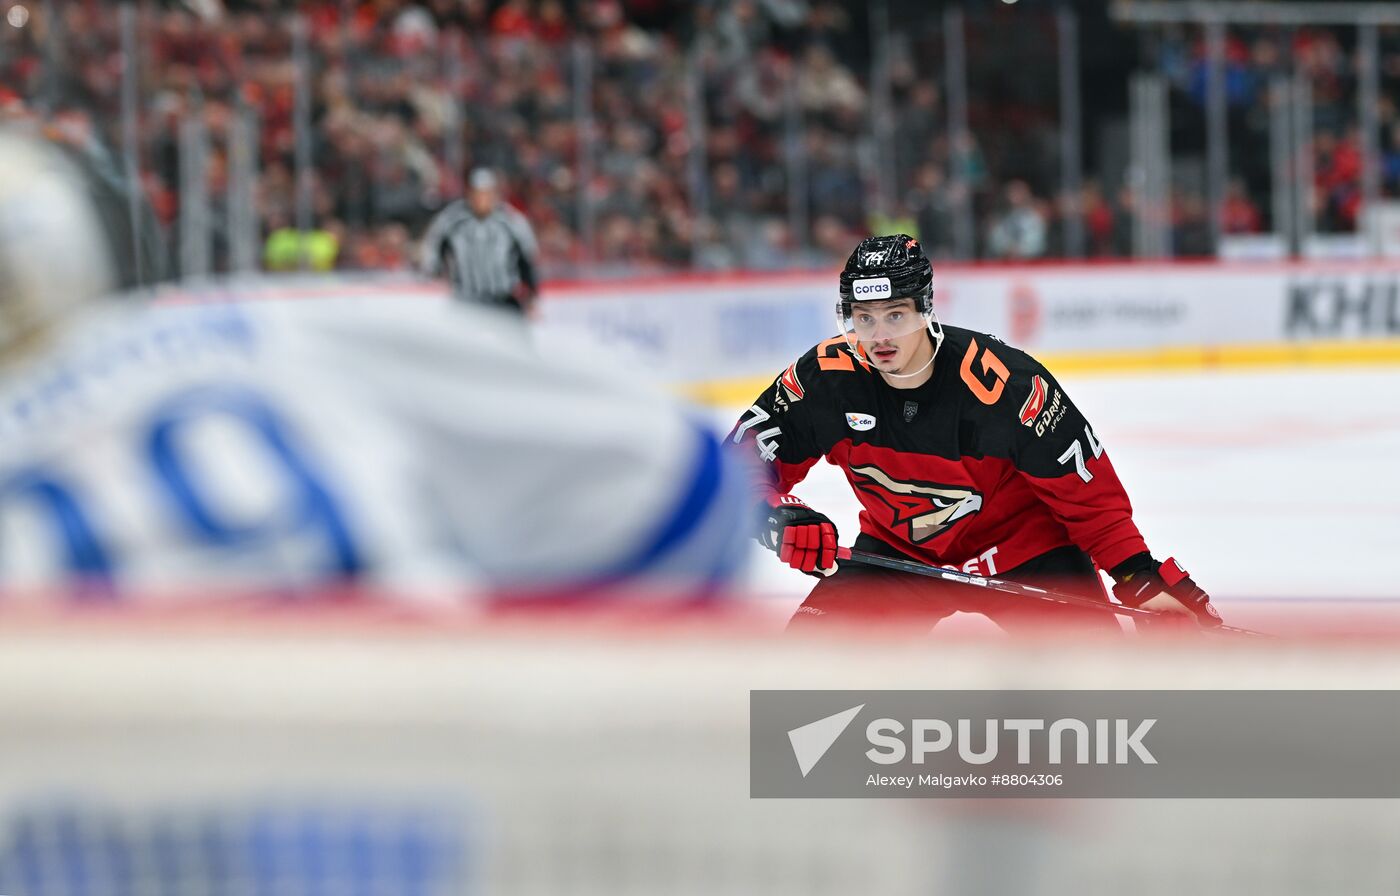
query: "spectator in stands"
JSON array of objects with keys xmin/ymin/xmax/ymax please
[
  {"xmin": 491, "ymin": 0, "xmax": 538, "ymax": 39},
  {"xmin": 811, "ymin": 214, "xmax": 858, "ymax": 261},
  {"xmin": 1172, "ymin": 191, "xmax": 1212, "ymax": 257},
  {"xmin": 1384, "ymin": 122, "xmax": 1400, "ymax": 197},
  {"xmin": 1315, "ymin": 128, "xmax": 1363, "ymax": 231},
  {"xmin": 868, "ymin": 202, "xmax": 918, "ymax": 251},
  {"xmin": 894, "ymin": 82, "xmax": 942, "ymax": 188},
  {"xmin": 1112, "ymin": 185, "xmax": 1139, "ymax": 257},
  {"xmin": 909, "ymin": 163, "xmax": 957, "ymax": 260},
  {"xmin": 264, "ymin": 211, "xmax": 342, "ymax": 272},
  {"xmin": 987, "ymin": 180, "xmax": 1047, "ymax": 260},
  {"xmin": 949, "ymin": 131, "xmax": 989, "ymax": 197},
  {"xmin": 1081, "ymin": 181, "xmax": 1117, "ymax": 257},
  {"xmin": 15, "ymin": 0, "xmax": 1400, "ymax": 275},
  {"xmin": 1222, "ymin": 178, "xmax": 1262, "ymax": 234},
  {"xmin": 795, "ymin": 44, "xmax": 865, "ymax": 118}
]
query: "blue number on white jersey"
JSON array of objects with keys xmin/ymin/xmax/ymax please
[
  {"xmin": 0, "ymin": 385, "xmax": 362, "ymax": 585},
  {"xmin": 145, "ymin": 386, "xmax": 363, "ymax": 576},
  {"xmin": 0, "ymin": 470, "xmax": 112, "ymax": 578}
]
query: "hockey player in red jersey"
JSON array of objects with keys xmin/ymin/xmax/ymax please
[{"xmin": 730, "ymin": 234, "xmax": 1221, "ymax": 632}]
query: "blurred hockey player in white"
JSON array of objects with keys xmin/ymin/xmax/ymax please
[{"xmin": 0, "ymin": 129, "xmax": 747, "ymax": 598}]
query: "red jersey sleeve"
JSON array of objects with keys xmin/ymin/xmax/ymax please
[{"xmin": 1008, "ymin": 367, "xmax": 1150, "ymax": 572}]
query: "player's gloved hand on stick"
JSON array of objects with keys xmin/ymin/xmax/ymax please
[
  {"xmin": 758, "ymin": 495, "xmax": 838, "ymax": 576},
  {"xmin": 1110, "ymin": 553, "xmax": 1222, "ymax": 628}
]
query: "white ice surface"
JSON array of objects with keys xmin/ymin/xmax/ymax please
[{"xmin": 714, "ymin": 366, "xmax": 1400, "ymax": 622}]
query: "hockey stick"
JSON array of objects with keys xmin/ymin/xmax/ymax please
[{"xmin": 837, "ymin": 547, "xmax": 1272, "ymax": 638}]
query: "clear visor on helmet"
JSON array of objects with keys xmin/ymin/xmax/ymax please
[{"xmin": 838, "ymin": 297, "xmax": 930, "ymax": 348}]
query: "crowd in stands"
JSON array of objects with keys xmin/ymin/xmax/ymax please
[
  {"xmin": 2, "ymin": 0, "xmax": 1399, "ymax": 278},
  {"xmin": 1158, "ymin": 23, "xmax": 1400, "ymax": 239}
]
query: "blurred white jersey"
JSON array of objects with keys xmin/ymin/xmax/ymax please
[{"xmin": 0, "ymin": 295, "xmax": 747, "ymax": 599}]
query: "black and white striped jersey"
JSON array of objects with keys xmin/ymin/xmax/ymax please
[{"xmin": 419, "ymin": 202, "xmax": 540, "ymax": 306}]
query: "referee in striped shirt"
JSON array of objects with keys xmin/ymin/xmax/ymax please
[{"xmin": 420, "ymin": 168, "xmax": 540, "ymax": 314}]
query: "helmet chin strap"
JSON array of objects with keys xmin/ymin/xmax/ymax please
[{"xmin": 877, "ymin": 313, "xmax": 944, "ymax": 380}]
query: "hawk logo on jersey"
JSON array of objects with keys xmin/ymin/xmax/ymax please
[
  {"xmin": 1018, "ymin": 375, "xmax": 1048, "ymax": 427},
  {"xmin": 850, "ymin": 465, "xmax": 983, "ymax": 543}
]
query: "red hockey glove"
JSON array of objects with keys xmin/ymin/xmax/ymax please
[
  {"xmin": 757, "ymin": 495, "xmax": 838, "ymax": 576},
  {"xmin": 1111, "ymin": 554, "xmax": 1222, "ymax": 628}
]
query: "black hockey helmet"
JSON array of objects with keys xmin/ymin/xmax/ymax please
[
  {"xmin": 835, "ymin": 234, "xmax": 943, "ymax": 376},
  {"xmin": 838, "ymin": 234, "xmax": 934, "ymax": 315}
]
